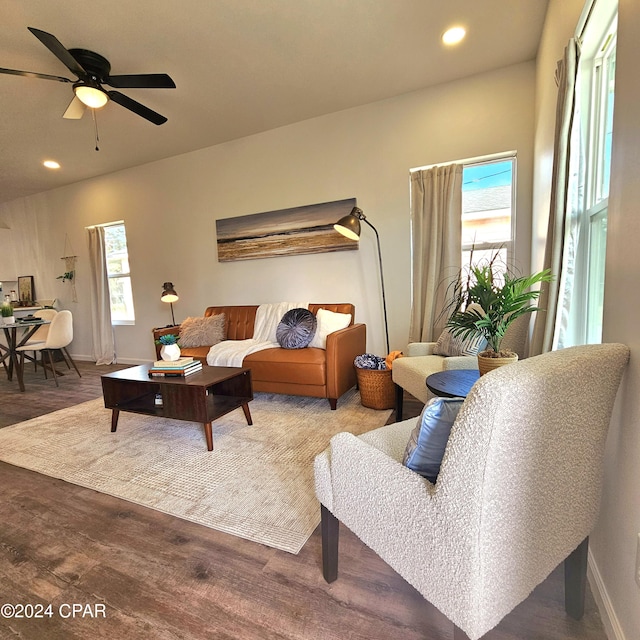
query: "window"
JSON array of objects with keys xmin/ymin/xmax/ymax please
[
  {"xmin": 461, "ymin": 156, "xmax": 516, "ymax": 274},
  {"xmin": 584, "ymin": 13, "xmax": 616, "ymax": 344},
  {"xmin": 561, "ymin": 2, "xmax": 617, "ymax": 347},
  {"xmin": 104, "ymin": 222, "xmax": 135, "ymax": 324}
]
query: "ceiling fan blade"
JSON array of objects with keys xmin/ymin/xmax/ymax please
[
  {"xmin": 107, "ymin": 90, "xmax": 168, "ymax": 125},
  {"xmin": 63, "ymin": 96, "xmax": 86, "ymax": 119},
  {"xmin": 28, "ymin": 27, "xmax": 86, "ymax": 78},
  {"xmin": 0, "ymin": 67, "xmax": 72, "ymax": 83},
  {"xmin": 106, "ymin": 73, "xmax": 176, "ymax": 89}
]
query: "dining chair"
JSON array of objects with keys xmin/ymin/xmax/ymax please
[
  {"xmin": 16, "ymin": 310, "xmax": 81, "ymax": 387},
  {"xmin": 315, "ymin": 343, "xmax": 630, "ymax": 639},
  {"xmin": 24, "ymin": 308, "xmax": 58, "ymax": 371}
]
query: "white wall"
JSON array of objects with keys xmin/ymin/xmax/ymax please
[
  {"xmin": 2, "ymin": 61, "xmax": 535, "ymax": 363},
  {"xmin": 531, "ymin": 0, "xmax": 586, "ymax": 272},
  {"xmin": 533, "ymin": 1, "xmax": 640, "ymax": 638},
  {"xmin": 594, "ymin": 0, "xmax": 640, "ymax": 636}
]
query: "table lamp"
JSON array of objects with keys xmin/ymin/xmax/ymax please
[{"xmin": 161, "ymin": 282, "xmax": 179, "ymax": 326}]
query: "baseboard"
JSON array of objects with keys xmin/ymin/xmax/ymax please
[
  {"xmin": 69, "ymin": 354, "xmax": 149, "ymax": 365},
  {"xmin": 588, "ymin": 549, "xmax": 626, "ymax": 640}
]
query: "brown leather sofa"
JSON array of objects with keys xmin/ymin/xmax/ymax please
[{"xmin": 153, "ymin": 303, "xmax": 366, "ymax": 409}]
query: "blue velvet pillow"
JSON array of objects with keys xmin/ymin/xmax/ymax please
[
  {"xmin": 402, "ymin": 397, "xmax": 464, "ymax": 483},
  {"xmin": 276, "ymin": 308, "xmax": 317, "ymax": 349}
]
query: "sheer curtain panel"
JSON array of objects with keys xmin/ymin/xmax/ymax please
[
  {"xmin": 409, "ymin": 164, "xmax": 463, "ymax": 342},
  {"xmin": 87, "ymin": 226, "xmax": 116, "ymax": 364}
]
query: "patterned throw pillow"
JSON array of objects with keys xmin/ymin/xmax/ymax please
[
  {"xmin": 178, "ymin": 314, "xmax": 226, "ymax": 348},
  {"xmin": 403, "ymin": 396, "xmax": 464, "ymax": 483},
  {"xmin": 276, "ymin": 308, "xmax": 317, "ymax": 349},
  {"xmin": 433, "ymin": 303, "xmax": 487, "ymax": 356}
]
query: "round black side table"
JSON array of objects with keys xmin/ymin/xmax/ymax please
[{"xmin": 426, "ymin": 369, "xmax": 480, "ymax": 398}]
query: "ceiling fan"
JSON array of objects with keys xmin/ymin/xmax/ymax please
[{"xmin": 0, "ymin": 27, "xmax": 176, "ymax": 125}]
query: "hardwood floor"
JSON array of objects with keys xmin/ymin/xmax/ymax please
[
  {"xmin": 0, "ymin": 359, "xmax": 129, "ymax": 428},
  {"xmin": 0, "ymin": 364, "xmax": 607, "ymax": 639}
]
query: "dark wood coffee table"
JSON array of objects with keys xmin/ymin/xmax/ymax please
[{"xmin": 101, "ymin": 364, "xmax": 253, "ymax": 451}]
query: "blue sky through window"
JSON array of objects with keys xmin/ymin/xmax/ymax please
[{"xmin": 463, "ymin": 160, "xmax": 512, "ymax": 191}]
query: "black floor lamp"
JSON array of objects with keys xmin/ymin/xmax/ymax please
[
  {"xmin": 161, "ymin": 282, "xmax": 179, "ymax": 326},
  {"xmin": 334, "ymin": 207, "xmax": 390, "ymax": 354}
]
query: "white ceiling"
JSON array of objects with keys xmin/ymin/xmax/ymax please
[{"xmin": 0, "ymin": 0, "xmax": 549, "ymax": 205}]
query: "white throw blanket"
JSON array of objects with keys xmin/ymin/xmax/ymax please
[{"xmin": 206, "ymin": 302, "xmax": 308, "ymax": 367}]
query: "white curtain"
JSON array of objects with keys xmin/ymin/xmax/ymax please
[
  {"xmin": 531, "ymin": 39, "xmax": 582, "ymax": 355},
  {"xmin": 87, "ymin": 226, "xmax": 116, "ymax": 364},
  {"xmin": 409, "ymin": 163, "xmax": 463, "ymax": 342}
]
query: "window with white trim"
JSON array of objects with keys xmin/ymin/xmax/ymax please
[
  {"xmin": 562, "ymin": 2, "xmax": 617, "ymax": 347},
  {"xmin": 104, "ymin": 222, "xmax": 135, "ymax": 324},
  {"xmin": 584, "ymin": 11, "xmax": 616, "ymax": 344}
]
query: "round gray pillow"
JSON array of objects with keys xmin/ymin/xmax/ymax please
[{"xmin": 276, "ymin": 308, "xmax": 317, "ymax": 349}]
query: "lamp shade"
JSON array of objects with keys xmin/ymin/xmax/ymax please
[
  {"xmin": 333, "ymin": 207, "xmax": 363, "ymax": 240},
  {"xmin": 161, "ymin": 282, "xmax": 179, "ymax": 303},
  {"xmin": 74, "ymin": 84, "xmax": 109, "ymax": 109}
]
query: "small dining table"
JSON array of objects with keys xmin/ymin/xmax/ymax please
[{"xmin": 0, "ymin": 317, "xmax": 51, "ymax": 392}]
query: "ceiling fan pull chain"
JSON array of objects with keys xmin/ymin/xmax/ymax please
[{"xmin": 92, "ymin": 108, "xmax": 100, "ymax": 151}]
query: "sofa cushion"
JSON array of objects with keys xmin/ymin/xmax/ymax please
[
  {"xmin": 309, "ymin": 308, "xmax": 352, "ymax": 349},
  {"xmin": 178, "ymin": 346, "xmax": 211, "ymax": 363},
  {"xmin": 245, "ymin": 347, "xmax": 326, "ymax": 385},
  {"xmin": 276, "ymin": 308, "xmax": 317, "ymax": 349},
  {"xmin": 391, "ymin": 355, "xmax": 447, "ymax": 404},
  {"xmin": 179, "ymin": 314, "xmax": 226, "ymax": 348},
  {"xmin": 433, "ymin": 303, "xmax": 487, "ymax": 356},
  {"xmin": 403, "ymin": 396, "xmax": 464, "ymax": 483}
]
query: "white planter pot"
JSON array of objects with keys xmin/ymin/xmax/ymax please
[
  {"xmin": 160, "ymin": 343, "xmax": 181, "ymax": 361},
  {"xmin": 2, "ymin": 316, "xmax": 15, "ymax": 325}
]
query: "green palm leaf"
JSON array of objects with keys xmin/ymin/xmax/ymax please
[{"xmin": 446, "ymin": 263, "xmax": 553, "ymax": 353}]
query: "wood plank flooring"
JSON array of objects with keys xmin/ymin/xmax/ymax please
[{"xmin": 0, "ymin": 362, "xmax": 608, "ymax": 639}]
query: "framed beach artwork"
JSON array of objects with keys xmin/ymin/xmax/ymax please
[
  {"xmin": 17, "ymin": 275, "xmax": 35, "ymax": 305},
  {"xmin": 216, "ymin": 198, "xmax": 358, "ymax": 262}
]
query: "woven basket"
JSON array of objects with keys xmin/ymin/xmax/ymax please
[{"xmin": 356, "ymin": 367, "xmax": 395, "ymax": 410}]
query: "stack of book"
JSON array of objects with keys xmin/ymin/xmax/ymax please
[{"xmin": 148, "ymin": 357, "xmax": 203, "ymax": 377}]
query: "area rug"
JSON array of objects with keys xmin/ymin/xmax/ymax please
[{"xmin": 0, "ymin": 390, "xmax": 391, "ymax": 554}]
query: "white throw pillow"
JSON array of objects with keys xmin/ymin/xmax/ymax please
[{"xmin": 308, "ymin": 308, "xmax": 352, "ymax": 349}]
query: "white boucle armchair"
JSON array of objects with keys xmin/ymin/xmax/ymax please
[
  {"xmin": 315, "ymin": 344, "xmax": 629, "ymax": 640},
  {"xmin": 392, "ymin": 313, "xmax": 530, "ymax": 419}
]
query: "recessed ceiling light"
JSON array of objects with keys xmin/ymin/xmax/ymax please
[
  {"xmin": 442, "ymin": 26, "xmax": 466, "ymax": 46},
  {"xmin": 43, "ymin": 160, "xmax": 61, "ymax": 169}
]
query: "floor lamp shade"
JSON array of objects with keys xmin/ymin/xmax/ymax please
[
  {"xmin": 334, "ymin": 207, "xmax": 390, "ymax": 354},
  {"xmin": 161, "ymin": 282, "xmax": 179, "ymax": 325}
]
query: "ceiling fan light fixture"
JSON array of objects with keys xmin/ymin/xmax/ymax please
[{"xmin": 73, "ymin": 83, "xmax": 108, "ymax": 109}]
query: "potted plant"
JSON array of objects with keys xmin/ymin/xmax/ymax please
[
  {"xmin": 1, "ymin": 301, "xmax": 15, "ymax": 325},
  {"xmin": 445, "ymin": 253, "xmax": 553, "ymax": 375},
  {"xmin": 155, "ymin": 333, "xmax": 181, "ymax": 361},
  {"xmin": 56, "ymin": 271, "xmax": 75, "ymax": 283}
]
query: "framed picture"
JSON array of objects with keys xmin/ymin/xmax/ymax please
[
  {"xmin": 216, "ymin": 198, "xmax": 358, "ymax": 262},
  {"xmin": 17, "ymin": 275, "xmax": 35, "ymax": 306}
]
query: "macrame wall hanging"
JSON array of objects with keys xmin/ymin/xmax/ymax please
[{"xmin": 58, "ymin": 234, "xmax": 78, "ymax": 302}]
